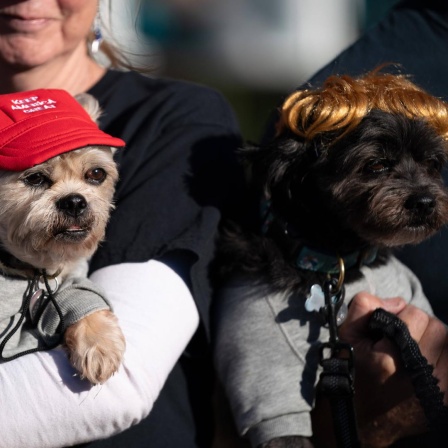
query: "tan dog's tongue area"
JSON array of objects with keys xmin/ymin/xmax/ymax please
[{"xmin": 54, "ymin": 225, "xmax": 89, "ymax": 241}]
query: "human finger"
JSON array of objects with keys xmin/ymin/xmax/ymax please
[
  {"xmin": 395, "ymin": 304, "xmax": 431, "ymax": 343},
  {"xmin": 340, "ymin": 292, "xmax": 406, "ymax": 342},
  {"xmin": 386, "ymin": 308, "xmax": 448, "ymax": 407},
  {"xmin": 398, "ymin": 309, "xmax": 448, "ymax": 399}
]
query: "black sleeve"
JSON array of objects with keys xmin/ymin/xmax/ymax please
[
  {"xmin": 89, "ymin": 75, "xmax": 244, "ymax": 336},
  {"xmin": 307, "ymin": 0, "xmax": 448, "ymax": 98}
]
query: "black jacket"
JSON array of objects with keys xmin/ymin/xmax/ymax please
[{"xmin": 81, "ymin": 70, "xmax": 243, "ymax": 448}]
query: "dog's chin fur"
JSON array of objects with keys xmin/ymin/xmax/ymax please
[
  {"xmin": 0, "ymin": 146, "xmax": 118, "ymax": 276},
  {"xmin": 217, "ymin": 110, "xmax": 448, "ymax": 297}
]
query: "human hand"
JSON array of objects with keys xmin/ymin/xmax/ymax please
[
  {"xmin": 338, "ymin": 292, "xmax": 448, "ymax": 446},
  {"xmin": 312, "ymin": 292, "xmax": 448, "ymax": 447}
]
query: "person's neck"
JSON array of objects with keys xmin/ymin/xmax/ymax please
[{"xmin": 0, "ymin": 47, "xmax": 107, "ymax": 96}]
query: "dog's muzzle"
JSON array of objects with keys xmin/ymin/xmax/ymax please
[{"xmin": 405, "ymin": 192, "xmax": 436, "ymax": 217}]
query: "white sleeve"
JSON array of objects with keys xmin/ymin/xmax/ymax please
[{"xmin": 0, "ymin": 260, "xmax": 199, "ymax": 448}]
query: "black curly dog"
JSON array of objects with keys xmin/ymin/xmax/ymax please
[{"xmin": 215, "ymin": 71, "xmax": 448, "ymax": 448}]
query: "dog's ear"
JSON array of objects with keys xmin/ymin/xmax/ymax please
[
  {"xmin": 74, "ymin": 93, "xmax": 118, "ymax": 155},
  {"xmin": 74, "ymin": 93, "xmax": 102, "ymax": 124},
  {"xmin": 241, "ymin": 134, "xmax": 312, "ymax": 198}
]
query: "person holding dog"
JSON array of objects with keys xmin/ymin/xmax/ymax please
[{"xmin": 0, "ymin": 1, "xmax": 244, "ymax": 448}]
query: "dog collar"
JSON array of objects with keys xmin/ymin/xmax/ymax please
[
  {"xmin": 260, "ymin": 198, "xmax": 378, "ymax": 274},
  {"xmin": 295, "ymin": 245, "xmax": 378, "ymax": 274},
  {"xmin": 0, "ymin": 246, "xmax": 61, "ymax": 279},
  {"xmin": 0, "ymin": 246, "xmax": 34, "ymax": 272}
]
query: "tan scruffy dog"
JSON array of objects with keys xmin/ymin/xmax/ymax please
[{"xmin": 0, "ymin": 89, "xmax": 126, "ymax": 385}]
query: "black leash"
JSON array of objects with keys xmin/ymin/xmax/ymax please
[
  {"xmin": 369, "ymin": 308, "xmax": 448, "ymax": 438},
  {"xmin": 317, "ymin": 278, "xmax": 361, "ymax": 448},
  {"xmin": 317, "ymin": 297, "xmax": 448, "ymax": 446}
]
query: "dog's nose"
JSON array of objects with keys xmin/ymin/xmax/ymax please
[
  {"xmin": 56, "ymin": 194, "xmax": 87, "ymax": 217},
  {"xmin": 405, "ymin": 193, "xmax": 436, "ymax": 216}
]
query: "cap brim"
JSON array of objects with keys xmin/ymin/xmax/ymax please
[{"xmin": 0, "ymin": 116, "xmax": 125, "ymax": 171}]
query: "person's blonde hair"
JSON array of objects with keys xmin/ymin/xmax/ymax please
[
  {"xmin": 88, "ymin": 0, "xmax": 150, "ymax": 72},
  {"xmin": 278, "ymin": 69, "xmax": 448, "ymax": 142}
]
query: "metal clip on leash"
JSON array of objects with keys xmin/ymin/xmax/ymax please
[{"xmin": 317, "ymin": 258, "xmax": 361, "ymax": 448}]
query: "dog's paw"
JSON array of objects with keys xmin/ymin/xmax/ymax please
[
  {"xmin": 260, "ymin": 437, "xmax": 314, "ymax": 448},
  {"xmin": 64, "ymin": 309, "xmax": 126, "ymax": 384}
]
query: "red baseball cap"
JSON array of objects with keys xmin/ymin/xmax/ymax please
[{"xmin": 0, "ymin": 88, "xmax": 125, "ymax": 171}]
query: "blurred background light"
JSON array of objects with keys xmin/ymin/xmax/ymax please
[{"xmin": 108, "ymin": 0, "xmax": 399, "ymax": 141}]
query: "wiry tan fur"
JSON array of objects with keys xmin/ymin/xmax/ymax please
[
  {"xmin": 0, "ymin": 94, "xmax": 125, "ymax": 384},
  {"xmin": 65, "ymin": 309, "xmax": 125, "ymax": 385}
]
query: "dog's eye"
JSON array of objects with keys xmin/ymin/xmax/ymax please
[
  {"xmin": 23, "ymin": 172, "xmax": 50, "ymax": 187},
  {"xmin": 425, "ymin": 157, "xmax": 443, "ymax": 172},
  {"xmin": 365, "ymin": 159, "xmax": 390, "ymax": 174},
  {"xmin": 85, "ymin": 168, "xmax": 107, "ymax": 184}
]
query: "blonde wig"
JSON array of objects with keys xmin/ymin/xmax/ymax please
[{"xmin": 279, "ymin": 69, "xmax": 448, "ymax": 143}]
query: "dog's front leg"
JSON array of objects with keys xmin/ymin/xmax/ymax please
[{"xmin": 64, "ymin": 309, "xmax": 126, "ymax": 384}]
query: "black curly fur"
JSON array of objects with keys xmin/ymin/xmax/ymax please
[{"xmin": 215, "ymin": 110, "xmax": 448, "ymax": 296}]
